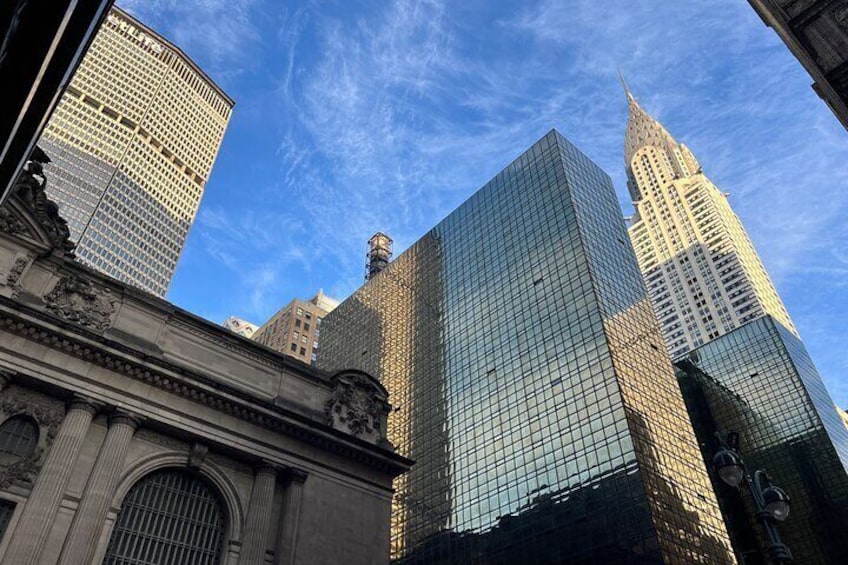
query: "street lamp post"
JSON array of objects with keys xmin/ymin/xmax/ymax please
[{"xmin": 713, "ymin": 433, "xmax": 793, "ymax": 563}]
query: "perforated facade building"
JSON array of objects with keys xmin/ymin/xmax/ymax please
[
  {"xmin": 624, "ymin": 87, "xmax": 795, "ymax": 359},
  {"xmin": 318, "ymin": 130, "xmax": 736, "ymax": 563},
  {"xmin": 222, "ymin": 316, "xmax": 259, "ymax": 339},
  {"xmin": 36, "ymin": 7, "xmax": 233, "ymax": 296}
]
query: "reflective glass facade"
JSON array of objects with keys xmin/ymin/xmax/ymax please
[
  {"xmin": 676, "ymin": 316, "xmax": 848, "ymax": 564},
  {"xmin": 318, "ymin": 130, "xmax": 735, "ymax": 563}
]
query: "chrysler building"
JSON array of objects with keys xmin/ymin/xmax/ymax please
[{"xmin": 624, "ymin": 83, "xmax": 796, "ymax": 359}]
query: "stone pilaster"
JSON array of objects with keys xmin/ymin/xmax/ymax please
[
  {"xmin": 238, "ymin": 463, "xmax": 278, "ymax": 565},
  {"xmin": 1, "ymin": 395, "xmax": 99, "ymax": 565},
  {"xmin": 57, "ymin": 410, "xmax": 141, "ymax": 565},
  {"xmin": 274, "ymin": 469, "xmax": 308, "ymax": 565}
]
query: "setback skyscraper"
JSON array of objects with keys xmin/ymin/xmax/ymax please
[
  {"xmin": 36, "ymin": 7, "xmax": 233, "ymax": 296},
  {"xmin": 624, "ymin": 85, "xmax": 794, "ymax": 359},
  {"xmin": 318, "ymin": 130, "xmax": 736, "ymax": 563}
]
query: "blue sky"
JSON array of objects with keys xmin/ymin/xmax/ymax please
[{"xmin": 119, "ymin": 0, "xmax": 848, "ymax": 407}]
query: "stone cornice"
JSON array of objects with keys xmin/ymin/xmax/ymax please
[
  {"xmin": 0, "ymin": 298, "xmax": 412, "ymax": 475},
  {"xmin": 33, "ymin": 251, "xmax": 332, "ymax": 384}
]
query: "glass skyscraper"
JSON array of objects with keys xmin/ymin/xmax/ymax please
[
  {"xmin": 676, "ymin": 316, "xmax": 848, "ymax": 564},
  {"xmin": 37, "ymin": 7, "xmax": 233, "ymax": 296},
  {"xmin": 318, "ymin": 130, "xmax": 735, "ymax": 563}
]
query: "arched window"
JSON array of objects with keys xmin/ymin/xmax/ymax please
[
  {"xmin": 0, "ymin": 416, "xmax": 38, "ymax": 465},
  {"xmin": 103, "ymin": 469, "xmax": 226, "ymax": 565}
]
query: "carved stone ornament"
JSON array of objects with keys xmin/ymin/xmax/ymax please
[
  {"xmin": 188, "ymin": 442, "xmax": 209, "ymax": 470},
  {"xmin": 43, "ymin": 274, "xmax": 117, "ymax": 332},
  {"xmin": 0, "ymin": 208, "xmax": 27, "ymax": 237},
  {"xmin": 0, "ymin": 147, "xmax": 75, "ymax": 257},
  {"xmin": 4, "ymin": 254, "xmax": 31, "ymax": 298},
  {"xmin": 324, "ymin": 371, "xmax": 390, "ymax": 444},
  {"xmin": 0, "ymin": 387, "xmax": 65, "ymax": 489}
]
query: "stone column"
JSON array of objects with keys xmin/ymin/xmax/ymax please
[
  {"xmin": 238, "ymin": 463, "xmax": 278, "ymax": 565},
  {"xmin": 0, "ymin": 371, "xmax": 10, "ymax": 392},
  {"xmin": 1, "ymin": 395, "xmax": 99, "ymax": 565},
  {"xmin": 274, "ymin": 469, "xmax": 308, "ymax": 565},
  {"xmin": 57, "ymin": 410, "xmax": 140, "ymax": 565}
]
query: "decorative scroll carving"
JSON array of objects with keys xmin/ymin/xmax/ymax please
[
  {"xmin": 43, "ymin": 274, "xmax": 117, "ymax": 332},
  {"xmin": 324, "ymin": 371, "xmax": 391, "ymax": 444},
  {"xmin": 0, "ymin": 147, "xmax": 75, "ymax": 257},
  {"xmin": 0, "ymin": 387, "xmax": 65, "ymax": 488}
]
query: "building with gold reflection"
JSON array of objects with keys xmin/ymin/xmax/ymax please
[
  {"xmin": 318, "ymin": 130, "xmax": 736, "ymax": 563},
  {"xmin": 36, "ymin": 7, "xmax": 233, "ymax": 296},
  {"xmin": 624, "ymin": 84, "xmax": 794, "ymax": 359}
]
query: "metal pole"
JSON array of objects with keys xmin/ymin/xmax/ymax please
[{"xmin": 748, "ymin": 470, "xmax": 792, "ymax": 563}]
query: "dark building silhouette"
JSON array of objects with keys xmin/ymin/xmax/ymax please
[{"xmin": 0, "ymin": 0, "xmax": 113, "ymax": 202}]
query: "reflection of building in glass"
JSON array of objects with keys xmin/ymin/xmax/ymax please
[
  {"xmin": 319, "ymin": 130, "xmax": 735, "ymax": 563},
  {"xmin": 676, "ymin": 316, "xmax": 848, "ymax": 564},
  {"xmin": 36, "ymin": 7, "xmax": 233, "ymax": 296},
  {"xmin": 252, "ymin": 290, "xmax": 339, "ymax": 364},
  {"xmin": 623, "ymin": 84, "xmax": 795, "ymax": 359}
]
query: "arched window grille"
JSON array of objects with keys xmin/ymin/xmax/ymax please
[
  {"xmin": 0, "ymin": 416, "xmax": 38, "ymax": 465},
  {"xmin": 103, "ymin": 469, "xmax": 226, "ymax": 565}
]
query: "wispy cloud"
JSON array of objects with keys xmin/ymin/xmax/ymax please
[
  {"xmin": 158, "ymin": 0, "xmax": 848, "ymax": 406},
  {"xmin": 117, "ymin": 0, "xmax": 262, "ymax": 84},
  {"xmin": 190, "ymin": 205, "xmax": 311, "ymax": 318}
]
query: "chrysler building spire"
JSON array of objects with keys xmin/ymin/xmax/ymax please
[
  {"xmin": 623, "ymin": 87, "xmax": 796, "ymax": 358},
  {"xmin": 622, "ymin": 83, "xmax": 701, "ymax": 201}
]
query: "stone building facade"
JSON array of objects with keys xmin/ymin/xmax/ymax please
[
  {"xmin": 748, "ymin": 0, "xmax": 848, "ymax": 130},
  {"xmin": 0, "ymin": 155, "xmax": 410, "ymax": 564}
]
